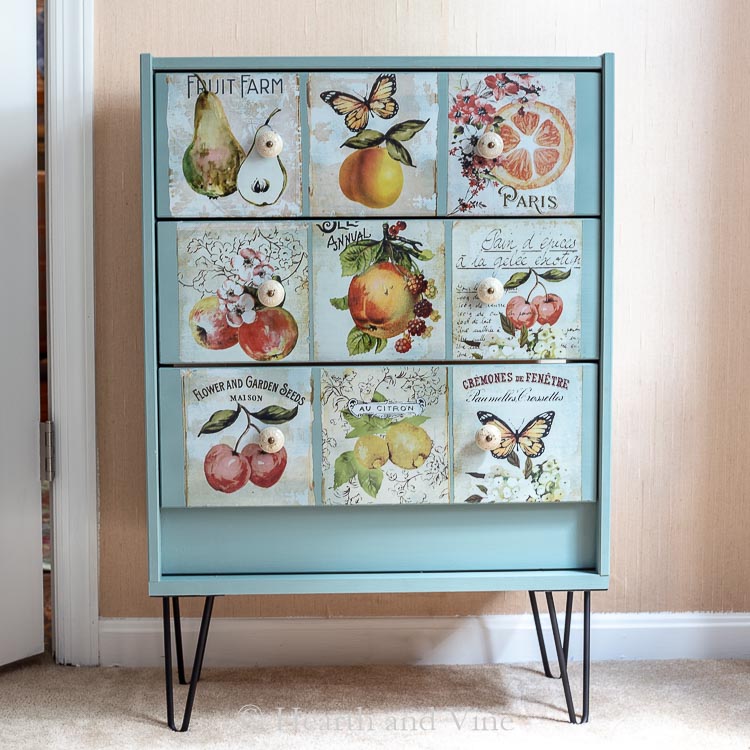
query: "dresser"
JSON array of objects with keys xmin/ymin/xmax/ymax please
[{"xmin": 141, "ymin": 54, "xmax": 613, "ymax": 729}]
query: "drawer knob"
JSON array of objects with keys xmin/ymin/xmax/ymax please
[
  {"xmin": 475, "ymin": 424, "xmax": 503, "ymax": 452},
  {"xmin": 475, "ymin": 132, "xmax": 504, "ymax": 160},
  {"xmin": 258, "ymin": 427, "xmax": 285, "ymax": 454},
  {"xmin": 476, "ymin": 277, "xmax": 504, "ymax": 304},
  {"xmin": 255, "ymin": 125, "xmax": 284, "ymax": 158},
  {"xmin": 257, "ymin": 279, "xmax": 285, "ymax": 307}
]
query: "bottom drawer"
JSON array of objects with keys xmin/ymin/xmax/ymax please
[{"xmin": 158, "ymin": 363, "xmax": 596, "ymax": 508}]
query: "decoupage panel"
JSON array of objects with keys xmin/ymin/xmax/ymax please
[
  {"xmin": 312, "ymin": 219, "xmax": 445, "ymax": 360},
  {"xmin": 453, "ymin": 365, "xmax": 584, "ymax": 504},
  {"xmin": 320, "ymin": 366, "xmax": 450, "ymax": 505},
  {"xmin": 175, "ymin": 222, "xmax": 309, "ymax": 363},
  {"xmin": 182, "ymin": 368, "xmax": 313, "ymax": 507},
  {"xmin": 308, "ymin": 72, "xmax": 439, "ymax": 216},
  {"xmin": 452, "ymin": 219, "xmax": 582, "ymax": 360},
  {"xmin": 447, "ymin": 72, "xmax": 576, "ymax": 216},
  {"xmin": 165, "ymin": 72, "xmax": 302, "ymax": 216}
]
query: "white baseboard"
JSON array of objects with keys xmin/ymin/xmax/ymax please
[{"xmin": 98, "ymin": 612, "xmax": 750, "ymax": 667}]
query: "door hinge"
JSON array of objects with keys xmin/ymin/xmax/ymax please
[{"xmin": 40, "ymin": 421, "xmax": 55, "ymax": 483}]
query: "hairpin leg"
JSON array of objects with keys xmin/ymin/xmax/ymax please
[
  {"xmin": 543, "ymin": 590, "xmax": 590, "ymax": 724},
  {"xmin": 529, "ymin": 590, "xmax": 573, "ymax": 678},
  {"xmin": 162, "ymin": 596, "xmax": 215, "ymax": 731}
]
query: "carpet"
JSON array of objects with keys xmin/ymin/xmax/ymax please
[{"xmin": 0, "ymin": 658, "xmax": 747, "ymax": 749}]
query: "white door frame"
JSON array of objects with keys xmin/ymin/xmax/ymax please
[{"xmin": 46, "ymin": 0, "xmax": 99, "ymax": 666}]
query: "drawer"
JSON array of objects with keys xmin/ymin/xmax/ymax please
[
  {"xmin": 154, "ymin": 70, "xmax": 599, "ymax": 219},
  {"xmin": 158, "ymin": 367, "xmax": 314, "ymax": 507},
  {"xmin": 450, "ymin": 218, "xmax": 600, "ymax": 359},
  {"xmin": 446, "ymin": 71, "xmax": 600, "ymax": 216},
  {"xmin": 154, "ymin": 72, "xmax": 304, "ymax": 219},
  {"xmin": 157, "ymin": 221, "xmax": 311, "ymax": 365},
  {"xmin": 158, "ymin": 218, "xmax": 599, "ymax": 364},
  {"xmin": 452, "ymin": 363, "xmax": 598, "ymax": 504}
]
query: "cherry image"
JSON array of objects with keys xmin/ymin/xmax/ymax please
[
  {"xmin": 203, "ymin": 444, "xmax": 251, "ymax": 493},
  {"xmin": 531, "ymin": 293, "xmax": 563, "ymax": 325},
  {"xmin": 240, "ymin": 443, "xmax": 288, "ymax": 488},
  {"xmin": 505, "ymin": 295, "xmax": 538, "ymax": 329}
]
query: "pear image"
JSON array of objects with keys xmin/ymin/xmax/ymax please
[
  {"xmin": 182, "ymin": 75, "xmax": 245, "ymax": 198},
  {"xmin": 237, "ymin": 108, "xmax": 288, "ymax": 207}
]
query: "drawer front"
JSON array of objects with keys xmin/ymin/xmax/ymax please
[
  {"xmin": 158, "ymin": 366, "xmax": 314, "ymax": 508},
  {"xmin": 452, "ymin": 363, "xmax": 598, "ymax": 505},
  {"xmin": 157, "ymin": 221, "xmax": 311, "ymax": 365},
  {"xmin": 158, "ymin": 218, "xmax": 598, "ymax": 364},
  {"xmin": 445, "ymin": 71, "xmax": 600, "ymax": 216},
  {"xmin": 154, "ymin": 70, "xmax": 599, "ymax": 219}
]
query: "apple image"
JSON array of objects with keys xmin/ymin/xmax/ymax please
[
  {"xmin": 203, "ymin": 444, "xmax": 251, "ymax": 493},
  {"xmin": 505, "ymin": 295, "xmax": 538, "ymax": 329},
  {"xmin": 347, "ymin": 261, "xmax": 420, "ymax": 339},
  {"xmin": 532, "ymin": 294, "xmax": 564, "ymax": 325},
  {"xmin": 238, "ymin": 308, "xmax": 299, "ymax": 361},
  {"xmin": 189, "ymin": 296, "xmax": 239, "ymax": 350},
  {"xmin": 240, "ymin": 443, "xmax": 288, "ymax": 488}
]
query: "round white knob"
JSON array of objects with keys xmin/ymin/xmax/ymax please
[
  {"xmin": 257, "ymin": 279, "xmax": 285, "ymax": 307},
  {"xmin": 477, "ymin": 277, "xmax": 504, "ymax": 304},
  {"xmin": 475, "ymin": 424, "xmax": 503, "ymax": 452},
  {"xmin": 475, "ymin": 131, "xmax": 504, "ymax": 159},
  {"xmin": 258, "ymin": 427, "xmax": 284, "ymax": 454},
  {"xmin": 255, "ymin": 125, "xmax": 283, "ymax": 158}
]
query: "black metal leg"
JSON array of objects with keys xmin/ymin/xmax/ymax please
[
  {"xmin": 162, "ymin": 596, "xmax": 215, "ymax": 732},
  {"xmin": 529, "ymin": 590, "xmax": 573, "ymax": 679},
  {"xmin": 171, "ymin": 597, "xmax": 187, "ymax": 685},
  {"xmin": 543, "ymin": 590, "xmax": 591, "ymax": 724}
]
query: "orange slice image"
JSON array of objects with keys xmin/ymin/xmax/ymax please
[{"xmin": 488, "ymin": 101, "xmax": 574, "ymax": 190}]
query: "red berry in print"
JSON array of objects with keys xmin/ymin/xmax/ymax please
[
  {"xmin": 531, "ymin": 294, "xmax": 564, "ymax": 325},
  {"xmin": 395, "ymin": 336, "xmax": 412, "ymax": 353},
  {"xmin": 396, "ymin": 220, "xmax": 407, "ymax": 231},
  {"xmin": 407, "ymin": 318, "xmax": 427, "ymax": 336},
  {"xmin": 413, "ymin": 299, "xmax": 433, "ymax": 318},
  {"xmin": 387, "ymin": 224, "xmax": 399, "ymax": 237},
  {"xmin": 505, "ymin": 295, "xmax": 538, "ymax": 329},
  {"xmin": 406, "ymin": 273, "xmax": 427, "ymax": 295}
]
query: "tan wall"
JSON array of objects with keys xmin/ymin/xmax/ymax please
[{"xmin": 95, "ymin": 0, "xmax": 750, "ymax": 618}]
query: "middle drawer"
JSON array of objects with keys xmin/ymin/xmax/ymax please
[{"xmin": 157, "ymin": 218, "xmax": 600, "ymax": 364}]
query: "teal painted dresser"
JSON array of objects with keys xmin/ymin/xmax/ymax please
[{"xmin": 141, "ymin": 54, "xmax": 614, "ymax": 728}]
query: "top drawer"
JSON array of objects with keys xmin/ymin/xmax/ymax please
[{"xmin": 153, "ymin": 70, "xmax": 600, "ymax": 218}]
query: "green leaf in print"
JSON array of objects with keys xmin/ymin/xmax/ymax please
[
  {"xmin": 466, "ymin": 471, "xmax": 486, "ymax": 479},
  {"xmin": 341, "ymin": 129, "xmax": 385, "ymax": 149},
  {"xmin": 524, "ymin": 457, "xmax": 533, "ymax": 479},
  {"xmin": 519, "ymin": 325, "xmax": 529, "ymax": 348},
  {"xmin": 476, "ymin": 484, "xmax": 488, "ymax": 494},
  {"xmin": 385, "ymin": 119, "xmax": 429, "ymax": 142},
  {"xmin": 333, "ymin": 451, "xmax": 357, "ymax": 489},
  {"xmin": 398, "ymin": 415, "xmax": 429, "ymax": 428},
  {"xmin": 507, "ymin": 451, "xmax": 520, "ymax": 469},
  {"xmin": 464, "ymin": 494, "xmax": 483, "ymax": 504},
  {"xmin": 339, "ymin": 240, "xmax": 382, "ymax": 277},
  {"xmin": 500, "ymin": 313, "xmax": 515, "ymax": 337},
  {"xmin": 198, "ymin": 407, "xmax": 240, "ymax": 436},
  {"xmin": 538, "ymin": 268, "xmax": 571, "ymax": 282},
  {"xmin": 248, "ymin": 404, "xmax": 299, "ymax": 425},
  {"xmin": 342, "ymin": 411, "xmax": 394, "ymax": 439},
  {"xmin": 372, "ymin": 391, "xmax": 387, "ymax": 402},
  {"xmin": 385, "ymin": 139, "xmax": 415, "ymax": 167},
  {"xmin": 346, "ymin": 327, "xmax": 379, "ymax": 356},
  {"xmin": 357, "ymin": 464, "xmax": 383, "ymax": 498},
  {"xmin": 330, "ymin": 295, "xmax": 349, "ymax": 310},
  {"xmin": 503, "ymin": 270, "xmax": 531, "ymax": 289}
]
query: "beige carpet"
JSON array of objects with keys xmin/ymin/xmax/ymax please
[{"xmin": 0, "ymin": 658, "xmax": 748, "ymax": 749}]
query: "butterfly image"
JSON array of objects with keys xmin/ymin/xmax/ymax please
[
  {"xmin": 320, "ymin": 73, "xmax": 399, "ymax": 132},
  {"xmin": 477, "ymin": 410, "xmax": 555, "ymax": 460}
]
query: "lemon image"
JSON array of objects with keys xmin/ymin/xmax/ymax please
[
  {"xmin": 353, "ymin": 435, "xmax": 389, "ymax": 469},
  {"xmin": 385, "ymin": 422, "xmax": 433, "ymax": 470}
]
